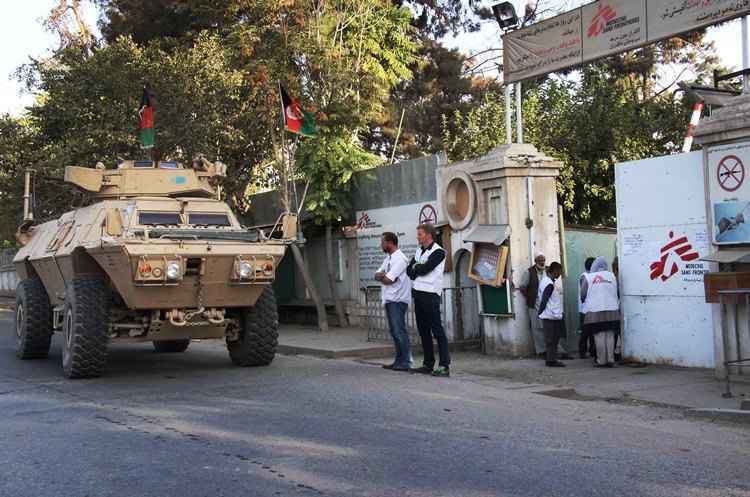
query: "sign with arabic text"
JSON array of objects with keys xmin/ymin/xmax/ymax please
[
  {"xmin": 582, "ymin": 0, "xmax": 647, "ymax": 61},
  {"xmin": 648, "ymin": 0, "xmax": 750, "ymax": 41},
  {"xmin": 503, "ymin": 0, "xmax": 750, "ymax": 84},
  {"xmin": 503, "ymin": 10, "xmax": 583, "ymax": 83}
]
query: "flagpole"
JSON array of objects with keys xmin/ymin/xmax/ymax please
[{"xmin": 278, "ymin": 81, "xmax": 291, "ymax": 215}]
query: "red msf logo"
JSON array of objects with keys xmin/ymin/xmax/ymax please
[
  {"xmin": 649, "ymin": 231, "xmax": 700, "ymax": 282},
  {"xmin": 588, "ymin": 3, "xmax": 616, "ymax": 38},
  {"xmin": 356, "ymin": 213, "xmax": 370, "ymax": 230}
]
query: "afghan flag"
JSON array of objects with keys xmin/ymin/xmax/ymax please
[
  {"xmin": 139, "ymin": 86, "xmax": 155, "ymax": 149},
  {"xmin": 280, "ymin": 85, "xmax": 317, "ymax": 138}
]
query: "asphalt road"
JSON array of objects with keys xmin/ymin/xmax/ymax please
[{"xmin": 1, "ymin": 312, "xmax": 749, "ymax": 497}]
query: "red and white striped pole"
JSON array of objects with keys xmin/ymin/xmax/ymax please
[{"xmin": 682, "ymin": 101, "xmax": 704, "ymax": 153}]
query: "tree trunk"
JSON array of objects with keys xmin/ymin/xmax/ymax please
[
  {"xmin": 290, "ymin": 243, "xmax": 328, "ymax": 332},
  {"xmin": 325, "ymin": 224, "xmax": 348, "ymax": 327}
]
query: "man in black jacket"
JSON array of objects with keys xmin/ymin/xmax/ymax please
[{"xmin": 406, "ymin": 224, "xmax": 450, "ymax": 377}]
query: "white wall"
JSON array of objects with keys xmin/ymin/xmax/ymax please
[{"xmin": 616, "ymin": 152, "xmax": 716, "ymax": 367}]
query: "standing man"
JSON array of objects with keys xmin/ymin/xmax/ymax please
[
  {"xmin": 578, "ymin": 257, "xmax": 596, "ymax": 359},
  {"xmin": 374, "ymin": 232, "xmax": 412, "ymax": 371},
  {"xmin": 407, "ymin": 224, "xmax": 450, "ymax": 377},
  {"xmin": 519, "ymin": 252, "xmax": 547, "ymax": 358},
  {"xmin": 537, "ymin": 261, "xmax": 566, "ymax": 368}
]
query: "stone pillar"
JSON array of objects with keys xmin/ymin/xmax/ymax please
[
  {"xmin": 694, "ymin": 93, "xmax": 750, "ymax": 379},
  {"xmin": 436, "ymin": 144, "xmax": 562, "ymax": 356}
]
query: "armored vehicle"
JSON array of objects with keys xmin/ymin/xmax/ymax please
[{"xmin": 13, "ymin": 158, "xmax": 295, "ymax": 378}]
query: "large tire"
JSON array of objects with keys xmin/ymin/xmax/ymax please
[
  {"xmin": 62, "ymin": 276, "xmax": 110, "ymax": 379},
  {"xmin": 153, "ymin": 339, "xmax": 190, "ymax": 353},
  {"xmin": 227, "ymin": 288, "xmax": 278, "ymax": 367},
  {"xmin": 15, "ymin": 278, "xmax": 53, "ymax": 359}
]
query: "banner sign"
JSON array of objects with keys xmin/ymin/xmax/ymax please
[
  {"xmin": 581, "ymin": 0, "xmax": 647, "ymax": 61},
  {"xmin": 502, "ymin": 10, "xmax": 583, "ymax": 84},
  {"xmin": 647, "ymin": 0, "xmax": 750, "ymax": 41},
  {"xmin": 503, "ymin": 0, "xmax": 750, "ymax": 84},
  {"xmin": 355, "ymin": 202, "xmax": 432, "ymax": 283},
  {"xmin": 707, "ymin": 141, "xmax": 750, "ymax": 245}
]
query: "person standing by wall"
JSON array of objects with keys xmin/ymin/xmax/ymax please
[
  {"xmin": 374, "ymin": 232, "xmax": 412, "ymax": 372},
  {"xmin": 537, "ymin": 261, "xmax": 566, "ymax": 368},
  {"xmin": 578, "ymin": 257, "xmax": 596, "ymax": 359},
  {"xmin": 406, "ymin": 224, "xmax": 450, "ymax": 377},
  {"xmin": 519, "ymin": 252, "xmax": 547, "ymax": 358},
  {"xmin": 581, "ymin": 257, "xmax": 620, "ymax": 367}
]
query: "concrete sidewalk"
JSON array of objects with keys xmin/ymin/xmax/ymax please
[
  {"xmin": 278, "ymin": 325, "xmax": 750, "ymax": 419},
  {"xmin": 434, "ymin": 352, "xmax": 750, "ymax": 422},
  {"xmin": 277, "ymin": 325, "xmax": 394, "ymax": 359}
]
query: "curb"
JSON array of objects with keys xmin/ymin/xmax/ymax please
[
  {"xmin": 685, "ymin": 408, "xmax": 750, "ymax": 424},
  {"xmin": 277, "ymin": 344, "xmax": 394, "ymax": 360}
]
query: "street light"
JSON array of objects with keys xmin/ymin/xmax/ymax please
[
  {"xmin": 492, "ymin": 2, "xmax": 519, "ymax": 31},
  {"xmin": 492, "ymin": 2, "xmax": 522, "ymax": 144}
]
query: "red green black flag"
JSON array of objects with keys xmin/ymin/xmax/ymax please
[
  {"xmin": 139, "ymin": 86, "xmax": 155, "ymax": 149},
  {"xmin": 279, "ymin": 85, "xmax": 317, "ymax": 138}
]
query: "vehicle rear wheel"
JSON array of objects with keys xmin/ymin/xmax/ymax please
[
  {"xmin": 153, "ymin": 339, "xmax": 190, "ymax": 353},
  {"xmin": 62, "ymin": 276, "xmax": 110, "ymax": 379},
  {"xmin": 227, "ymin": 288, "xmax": 278, "ymax": 367},
  {"xmin": 15, "ymin": 278, "xmax": 53, "ymax": 359}
]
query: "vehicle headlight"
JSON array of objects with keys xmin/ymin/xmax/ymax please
[
  {"xmin": 166, "ymin": 261, "xmax": 182, "ymax": 280},
  {"xmin": 239, "ymin": 261, "xmax": 253, "ymax": 279}
]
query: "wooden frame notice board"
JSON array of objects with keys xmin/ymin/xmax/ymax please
[{"xmin": 468, "ymin": 242, "xmax": 509, "ymax": 287}]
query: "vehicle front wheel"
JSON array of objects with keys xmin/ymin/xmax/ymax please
[
  {"xmin": 153, "ymin": 339, "xmax": 190, "ymax": 353},
  {"xmin": 15, "ymin": 278, "xmax": 53, "ymax": 359},
  {"xmin": 227, "ymin": 288, "xmax": 278, "ymax": 367},
  {"xmin": 62, "ymin": 276, "xmax": 110, "ymax": 379}
]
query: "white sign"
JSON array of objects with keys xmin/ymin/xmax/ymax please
[
  {"xmin": 503, "ymin": 0, "xmax": 750, "ymax": 84},
  {"xmin": 647, "ymin": 0, "xmax": 750, "ymax": 41},
  {"xmin": 616, "ymin": 151, "xmax": 712, "ymax": 296},
  {"xmin": 619, "ymin": 225, "xmax": 710, "ymax": 297},
  {"xmin": 503, "ymin": 10, "xmax": 583, "ymax": 84},
  {"xmin": 707, "ymin": 140, "xmax": 750, "ymax": 245},
  {"xmin": 582, "ymin": 0, "xmax": 647, "ymax": 60},
  {"xmin": 356, "ymin": 202, "xmax": 436, "ymax": 284}
]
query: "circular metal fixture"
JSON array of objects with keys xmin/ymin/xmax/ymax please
[{"xmin": 442, "ymin": 171, "xmax": 476, "ymax": 231}]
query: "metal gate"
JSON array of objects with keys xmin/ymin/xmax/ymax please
[{"xmin": 362, "ymin": 286, "xmax": 480, "ymax": 344}]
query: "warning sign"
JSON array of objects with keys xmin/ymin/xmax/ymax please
[
  {"xmin": 419, "ymin": 204, "xmax": 437, "ymax": 225},
  {"xmin": 708, "ymin": 141, "xmax": 750, "ymax": 245},
  {"xmin": 717, "ymin": 155, "xmax": 745, "ymax": 192}
]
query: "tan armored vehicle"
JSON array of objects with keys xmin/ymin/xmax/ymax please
[{"xmin": 13, "ymin": 158, "xmax": 295, "ymax": 378}]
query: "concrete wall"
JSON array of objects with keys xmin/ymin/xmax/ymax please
[{"xmin": 616, "ymin": 152, "xmax": 716, "ymax": 368}]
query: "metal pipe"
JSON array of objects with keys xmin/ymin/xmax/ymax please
[
  {"xmin": 23, "ymin": 169, "xmax": 33, "ymax": 222},
  {"xmin": 505, "ymin": 84, "xmax": 513, "ymax": 144},
  {"xmin": 743, "ymin": 16, "xmax": 749, "ymax": 93},
  {"xmin": 515, "ymin": 81, "xmax": 523, "ymax": 144}
]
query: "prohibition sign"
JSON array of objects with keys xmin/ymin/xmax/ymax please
[
  {"xmin": 419, "ymin": 204, "xmax": 437, "ymax": 225},
  {"xmin": 717, "ymin": 155, "xmax": 745, "ymax": 192}
]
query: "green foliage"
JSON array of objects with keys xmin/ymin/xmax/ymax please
[{"xmin": 296, "ymin": 130, "xmax": 381, "ymax": 223}]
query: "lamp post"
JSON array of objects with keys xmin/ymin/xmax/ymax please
[{"xmin": 493, "ymin": 2, "xmax": 522, "ymax": 144}]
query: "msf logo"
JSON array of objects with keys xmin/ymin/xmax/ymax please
[
  {"xmin": 356, "ymin": 213, "xmax": 371, "ymax": 230},
  {"xmin": 649, "ymin": 231, "xmax": 700, "ymax": 282},
  {"xmin": 588, "ymin": 3, "xmax": 616, "ymax": 38}
]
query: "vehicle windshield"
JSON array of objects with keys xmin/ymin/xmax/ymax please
[
  {"xmin": 139, "ymin": 212, "xmax": 181, "ymax": 226},
  {"xmin": 188, "ymin": 213, "xmax": 231, "ymax": 226}
]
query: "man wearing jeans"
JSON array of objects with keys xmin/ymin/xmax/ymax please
[
  {"xmin": 407, "ymin": 224, "xmax": 450, "ymax": 377},
  {"xmin": 374, "ymin": 232, "xmax": 412, "ymax": 371}
]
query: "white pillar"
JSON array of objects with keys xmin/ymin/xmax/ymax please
[
  {"xmin": 505, "ymin": 84, "xmax": 513, "ymax": 144},
  {"xmin": 515, "ymin": 82, "xmax": 523, "ymax": 144},
  {"xmin": 743, "ymin": 16, "xmax": 750, "ymax": 93}
]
